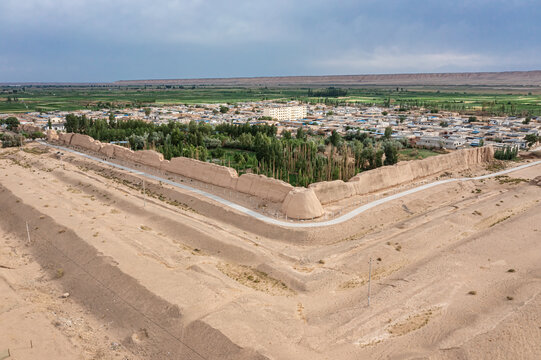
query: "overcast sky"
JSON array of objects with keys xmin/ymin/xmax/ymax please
[{"xmin": 1, "ymin": 0, "xmax": 540, "ymax": 82}]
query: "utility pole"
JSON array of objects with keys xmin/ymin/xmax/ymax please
[
  {"xmin": 143, "ymin": 179, "xmax": 146, "ymax": 208},
  {"xmin": 26, "ymin": 221, "xmax": 31, "ymax": 245},
  {"xmin": 367, "ymin": 257, "xmax": 372, "ymax": 307}
]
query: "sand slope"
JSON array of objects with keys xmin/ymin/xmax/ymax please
[{"xmin": 1, "ymin": 145, "xmax": 540, "ymax": 359}]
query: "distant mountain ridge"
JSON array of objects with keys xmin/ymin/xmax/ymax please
[
  {"xmin": 114, "ymin": 70, "xmax": 541, "ymax": 87},
  {"xmin": 2, "ymin": 70, "xmax": 540, "ymax": 87}
]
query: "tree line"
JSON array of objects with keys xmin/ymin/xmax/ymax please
[{"xmin": 64, "ymin": 113, "xmax": 402, "ymax": 187}]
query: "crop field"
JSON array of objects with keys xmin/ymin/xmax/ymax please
[
  {"xmin": 305, "ymin": 88, "xmax": 541, "ymax": 116},
  {"xmin": 0, "ymin": 86, "xmax": 305, "ymax": 113},
  {"xmin": 1, "ymin": 85, "xmax": 541, "ymax": 116},
  {"xmin": 398, "ymin": 148, "xmax": 442, "ymax": 161}
]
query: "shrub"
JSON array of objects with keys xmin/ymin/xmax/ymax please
[
  {"xmin": 494, "ymin": 146, "xmax": 518, "ymax": 160},
  {"xmin": 31, "ymin": 131, "xmax": 46, "ymax": 140},
  {"xmin": 1, "ymin": 133, "xmax": 24, "ymax": 147}
]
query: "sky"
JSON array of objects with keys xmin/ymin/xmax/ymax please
[{"xmin": 1, "ymin": 0, "xmax": 540, "ymax": 82}]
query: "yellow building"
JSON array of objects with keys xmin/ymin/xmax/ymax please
[{"xmin": 263, "ymin": 106, "xmax": 307, "ymax": 121}]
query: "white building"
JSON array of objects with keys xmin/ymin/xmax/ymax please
[
  {"xmin": 443, "ymin": 137, "xmax": 465, "ymax": 149},
  {"xmin": 263, "ymin": 106, "xmax": 307, "ymax": 121},
  {"xmin": 417, "ymin": 136, "xmax": 466, "ymax": 149},
  {"xmin": 417, "ymin": 136, "xmax": 444, "ymax": 148}
]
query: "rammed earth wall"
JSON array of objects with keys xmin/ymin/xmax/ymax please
[{"xmin": 49, "ymin": 131, "xmax": 494, "ymax": 220}]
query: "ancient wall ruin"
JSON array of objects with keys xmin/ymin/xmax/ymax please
[
  {"xmin": 51, "ymin": 132, "xmax": 494, "ymax": 220},
  {"xmin": 308, "ymin": 180, "xmax": 356, "ymax": 205},
  {"xmin": 310, "ymin": 146, "xmax": 495, "ymax": 205},
  {"xmin": 52, "ymin": 132, "xmax": 294, "ymax": 206},
  {"xmin": 281, "ymin": 188, "xmax": 324, "ymax": 219}
]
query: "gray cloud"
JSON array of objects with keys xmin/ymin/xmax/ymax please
[{"xmin": 0, "ymin": 0, "xmax": 539, "ymax": 81}]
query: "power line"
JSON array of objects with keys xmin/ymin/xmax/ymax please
[{"xmin": 27, "ymin": 223, "xmax": 208, "ymax": 360}]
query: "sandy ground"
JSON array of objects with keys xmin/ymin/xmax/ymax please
[
  {"xmin": 1, "ymin": 144, "xmax": 540, "ymax": 359},
  {"xmin": 0, "ymin": 230, "xmax": 135, "ymax": 360}
]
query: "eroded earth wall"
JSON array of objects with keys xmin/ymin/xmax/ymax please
[
  {"xmin": 309, "ymin": 146, "xmax": 495, "ymax": 205},
  {"xmin": 52, "ymin": 133, "xmax": 494, "ymax": 220},
  {"xmin": 53, "ymin": 132, "xmax": 293, "ymax": 205}
]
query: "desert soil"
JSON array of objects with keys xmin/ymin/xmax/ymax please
[{"xmin": 1, "ymin": 144, "xmax": 540, "ymax": 359}]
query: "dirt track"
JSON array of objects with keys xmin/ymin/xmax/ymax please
[{"xmin": 1, "ymin": 144, "xmax": 540, "ymax": 359}]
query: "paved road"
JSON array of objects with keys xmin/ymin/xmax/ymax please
[{"xmin": 39, "ymin": 141, "xmax": 541, "ymax": 228}]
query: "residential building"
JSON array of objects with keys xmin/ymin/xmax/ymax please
[{"xmin": 263, "ymin": 106, "xmax": 307, "ymax": 121}]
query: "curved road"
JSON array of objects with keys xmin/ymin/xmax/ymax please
[{"xmin": 39, "ymin": 141, "xmax": 541, "ymax": 228}]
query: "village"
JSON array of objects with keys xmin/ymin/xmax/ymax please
[
  {"xmin": 3, "ymin": 0, "xmax": 541, "ymax": 357},
  {"xmin": 2, "ymin": 101, "xmax": 539, "ymax": 151}
]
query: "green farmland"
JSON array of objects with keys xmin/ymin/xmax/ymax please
[
  {"xmin": 1, "ymin": 85, "xmax": 541, "ymax": 116},
  {"xmin": 0, "ymin": 86, "xmax": 306, "ymax": 113},
  {"xmin": 398, "ymin": 148, "xmax": 442, "ymax": 161}
]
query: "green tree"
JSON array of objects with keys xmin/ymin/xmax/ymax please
[
  {"xmin": 282, "ymin": 130, "xmax": 292, "ymax": 140},
  {"xmin": 1, "ymin": 133, "xmax": 23, "ymax": 147},
  {"xmin": 30, "ymin": 131, "xmax": 45, "ymax": 140},
  {"xmin": 47, "ymin": 119, "xmax": 52, "ymax": 130},
  {"xmin": 65, "ymin": 114, "xmax": 80, "ymax": 133},
  {"xmin": 128, "ymin": 134, "xmax": 146, "ymax": 150},
  {"xmin": 384, "ymin": 126, "xmax": 392, "ymax": 139},
  {"xmin": 80, "ymin": 115, "xmax": 90, "ymax": 133},
  {"xmin": 254, "ymin": 132, "xmax": 271, "ymax": 162},
  {"xmin": 494, "ymin": 146, "xmax": 518, "ymax": 160},
  {"xmin": 213, "ymin": 147, "xmax": 225, "ymax": 159},
  {"xmin": 296, "ymin": 127, "xmax": 306, "ymax": 141},
  {"xmin": 219, "ymin": 105, "xmax": 229, "ymax": 114},
  {"xmin": 329, "ymin": 130, "xmax": 342, "ymax": 147},
  {"xmin": 196, "ymin": 146, "xmax": 208, "ymax": 161},
  {"xmin": 525, "ymin": 133, "xmax": 539, "ymax": 147},
  {"xmin": 4, "ymin": 116, "xmax": 20, "ymax": 131},
  {"xmin": 233, "ymin": 152, "xmax": 244, "ymax": 164},
  {"xmin": 171, "ymin": 128, "xmax": 183, "ymax": 145},
  {"xmin": 238, "ymin": 132, "xmax": 254, "ymax": 150},
  {"xmin": 374, "ymin": 148, "xmax": 384, "ymax": 167},
  {"xmin": 383, "ymin": 141, "xmax": 399, "ymax": 165}
]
